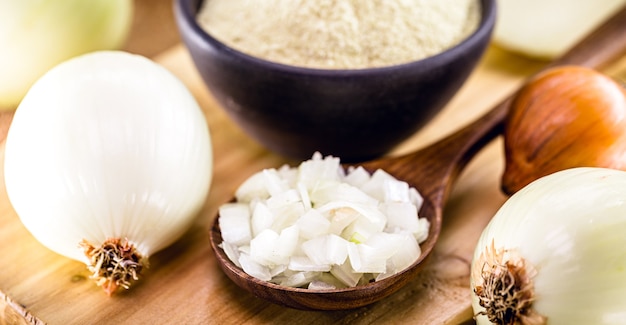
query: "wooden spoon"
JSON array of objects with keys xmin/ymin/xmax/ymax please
[{"xmin": 209, "ymin": 6, "xmax": 626, "ymax": 311}]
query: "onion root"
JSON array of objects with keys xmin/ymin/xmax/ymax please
[
  {"xmin": 80, "ymin": 238, "xmax": 147, "ymax": 296},
  {"xmin": 472, "ymin": 241, "xmax": 546, "ymax": 325}
]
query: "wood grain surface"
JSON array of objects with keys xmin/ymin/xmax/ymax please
[{"xmin": 2, "ymin": 1, "xmax": 625, "ymax": 324}]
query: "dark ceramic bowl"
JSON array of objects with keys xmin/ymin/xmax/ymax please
[{"xmin": 174, "ymin": 0, "xmax": 496, "ymax": 162}]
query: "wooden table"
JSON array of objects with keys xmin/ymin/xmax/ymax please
[{"xmin": 2, "ymin": 1, "xmax": 625, "ymax": 324}]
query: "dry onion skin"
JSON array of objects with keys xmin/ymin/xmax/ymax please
[
  {"xmin": 4, "ymin": 51, "xmax": 213, "ymax": 295},
  {"xmin": 502, "ymin": 65, "xmax": 626, "ymax": 195},
  {"xmin": 218, "ymin": 153, "xmax": 429, "ymax": 289},
  {"xmin": 471, "ymin": 167, "xmax": 626, "ymax": 325}
]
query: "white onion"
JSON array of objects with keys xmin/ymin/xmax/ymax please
[
  {"xmin": 218, "ymin": 152, "xmax": 429, "ymax": 289},
  {"xmin": 493, "ymin": 0, "xmax": 626, "ymax": 59},
  {"xmin": 471, "ymin": 167, "xmax": 626, "ymax": 324},
  {"xmin": 0, "ymin": 0, "xmax": 133, "ymax": 110},
  {"xmin": 4, "ymin": 51, "xmax": 213, "ymax": 295}
]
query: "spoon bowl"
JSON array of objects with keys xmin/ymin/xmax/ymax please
[
  {"xmin": 209, "ymin": 99, "xmax": 506, "ymax": 310},
  {"xmin": 211, "ymin": 195, "xmax": 439, "ymax": 310},
  {"xmin": 209, "ymin": 7, "xmax": 626, "ymax": 310}
]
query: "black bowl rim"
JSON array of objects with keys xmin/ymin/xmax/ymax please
[{"xmin": 175, "ymin": 0, "xmax": 496, "ymax": 77}]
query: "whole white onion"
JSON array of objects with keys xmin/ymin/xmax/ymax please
[
  {"xmin": 0, "ymin": 0, "xmax": 133, "ymax": 110},
  {"xmin": 4, "ymin": 51, "xmax": 213, "ymax": 295},
  {"xmin": 493, "ymin": 0, "xmax": 626, "ymax": 59},
  {"xmin": 471, "ymin": 167, "xmax": 626, "ymax": 324}
]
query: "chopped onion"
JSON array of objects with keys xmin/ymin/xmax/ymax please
[
  {"xmin": 218, "ymin": 203, "xmax": 252, "ymax": 246},
  {"xmin": 218, "ymin": 152, "xmax": 429, "ymax": 289}
]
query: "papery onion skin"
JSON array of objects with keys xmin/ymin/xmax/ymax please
[
  {"xmin": 472, "ymin": 167, "xmax": 626, "ymax": 325},
  {"xmin": 502, "ymin": 65, "xmax": 626, "ymax": 195},
  {"xmin": 4, "ymin": 51, "xmax": 213, "ymax": 294},
  {"xmin": 0, "ymin": 0, "xmax": 133, "ymax": 110}
]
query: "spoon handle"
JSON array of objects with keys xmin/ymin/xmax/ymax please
[{"xmin": 365, "ymin": 5, "xmax": 626, "ymax": 209}]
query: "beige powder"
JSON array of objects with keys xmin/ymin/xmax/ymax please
[{"xmin": 197, "ymin": 0, "xmax": 480, "ymax": 69}]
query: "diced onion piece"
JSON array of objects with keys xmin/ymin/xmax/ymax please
[
  {"xmin": 297, "ymin": 152, "xmax": 342, "ymax": 188},
  {"xmin": 376, "ymin": 233, "xmax": 421, "ymax": 280},
  {"xmin": 239, "ymin": 253, "xmax": 272, "ymax": 281},
  {"xmin": 308, "ymin": 280, "xmax": 337, "ymax": 290},
  {"xmin": 289, "ymin": 256, "xmax": 331, "ymax": 272},
  {"xmin": 330, "ymin": 260, "xmax": 362, "ymax": 287},
  {"xmin": 414, "ymin": 218, "xmax": 430, "ymax": 243},
  {"xmin": 359, "ymin": 169, "xmax": 399, "ymax": 202},
  {"xmin": 342, "ymin": 214, "xmax": 386, "ymax": 243},
  {"xmin": 382, "ymin": 202, "xmax": 420, "ymax": 233},
  {"xmin": 250, "ymin": 226, "xmax": 299, "ymax": 266},
  {"xmin": 383, "ymin": 178, "xmax": 411, "ymax": 203},
  {"xmin": 235, "ymin": 171, "xmax": 269, "ymax": 203},
  {"xmin": 278, "ymin": 271, "xmax": 320, "ymax": 287},
  {"xmin": 409, "ymin": 187, "xmax": 424, "ymax": 210},
  {"xmin": 277, "ymin": 164, "xmax": 298, "ymax": 186},
  {"xmin": 309, "ymin": 181, "xmax": 378, "ymax": 206},
  {"xmin": 343, "ymin": 166, "xmax": 372, "ymax": 188},
  {"xmin": 219, "ymin": 241, "xmax": 242, "ymax": 268},
  {"xmin": 301, "ymin": 234, "xmax": 349, "ymax": 266},
  {"xmin": 270, "ymin": 264, "xmax": 287, "ymax": 277},
  {"xmin": 276, "ymin": 225, "xmax": 299, "ymax": 261},
  {"xmin": 325, "ymin": 207, "xmax": 359, "ymax": 235},
  {"xmin": 297, "ymin": 182, "xmax": 312, "ymax": 210},
  {"xmin": 250, "ymin": 202, "xmax": 274, "ymax": 237},
  {"xmin": 350, "ymin": 233, "xmax": 411, "ymax": 274},
  {"xmin": 249, "ymin": 229, "xmax": 280, "ymax": 265},
  {"xmin": 266, "ymin": 189, "xmax": 305, "ymax": 230},
  {"xmin": 295, "ymin": 209, "xmax": 331, "ymax": 240},
  {"xmin": 265, "ymin": 188, "xmax": 300, "ymax": 209},
  {"xmin": 317, "ymin": 201, "xmax": 386, "ymax": 232},
  {"xmin": 218, "ymin": 203, "xmax": 252, "ymax": 246},
  {"xmin": 262, "ymin": 169, "xmax": 290, "ymax": 196}
]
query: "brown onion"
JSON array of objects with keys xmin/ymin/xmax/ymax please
[{"xmin": 502, "ymin": 65, "xmax": 626, "ymax": 195}]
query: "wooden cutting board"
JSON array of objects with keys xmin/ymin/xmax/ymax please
[
  {"xmin": 2, "ymin": 1, "xmax": 624, "ymax": 324},
  {"xmin": 0, "ymin": 47, "xmax": 535, "ymax": 325}
]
